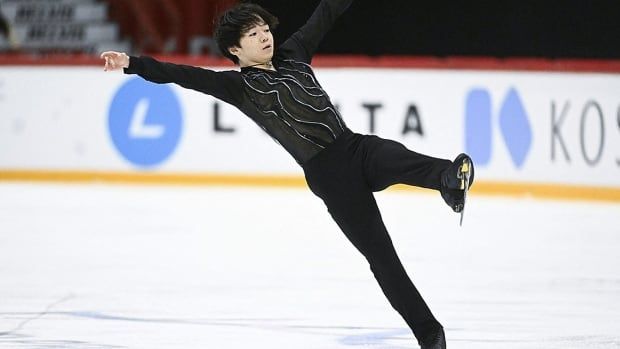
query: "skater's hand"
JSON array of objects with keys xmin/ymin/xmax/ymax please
[{"xmin": 100, "ymin": 51, "xmax": 130, "ymax": 72}]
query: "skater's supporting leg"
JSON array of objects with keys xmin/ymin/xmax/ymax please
[{"xmin": 304, "ymin": 161, "xmax": 442, "ymax": 344}]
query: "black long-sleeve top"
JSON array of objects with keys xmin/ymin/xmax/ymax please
[{"xmin": 124, "ymin": 0, "xmax": 353, "ymax": 165}]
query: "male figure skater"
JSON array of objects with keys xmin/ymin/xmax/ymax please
[{"xmin": 101, "ymin": 1, "xmax": 474, "ymax": 348}]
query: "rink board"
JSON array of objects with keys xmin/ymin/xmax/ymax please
[{"xmin": 0, "ymin": 64, "xmax": 619, "ymax": 200}]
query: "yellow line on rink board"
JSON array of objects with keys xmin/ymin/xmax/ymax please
[
  {"xmin": 0, "ymin": 170, "xmax": 307, "ymax": 188},
  {"xmin": 1, "ymin": 170, "xmax": 619, "ymax": 203}
]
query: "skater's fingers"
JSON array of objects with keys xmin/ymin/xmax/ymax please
[
  {"xmin": 101, "ymin": 51, "xmax": 128, "ymax": 72},
  {"xmin": 104, "ymin": 57, "xmax": 114, "ymax": 72},
  {"xmin": 100, "ymin": 51, "xmax": 121, "ymax": 60}
]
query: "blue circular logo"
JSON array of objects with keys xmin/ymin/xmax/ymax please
[{"xmin": 108, "ymin": 77, "xmax": 183, "ymax": 167}]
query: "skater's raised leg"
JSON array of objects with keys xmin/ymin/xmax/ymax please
[
  {"xmin": 359, "ymin": 135, "xmax": 452, "ymax": 192},
  {"xmin": 358, "ymin": 135, "xmax": 475, "ymax": 213}
]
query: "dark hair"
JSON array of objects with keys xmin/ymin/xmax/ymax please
[{"xmin": 214, "ymin": 3, "xmax": 279, "ymax": 64}]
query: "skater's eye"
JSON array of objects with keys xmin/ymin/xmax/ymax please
[{"xmin": 249, "ymin": 32, "xmax": 257, "ymax": 37}]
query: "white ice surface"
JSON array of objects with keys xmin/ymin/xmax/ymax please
[{"xmin": 1, "ymin": 183, "xmax": 619, "ymax": 349}]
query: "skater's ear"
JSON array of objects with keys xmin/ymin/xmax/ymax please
[
  {"xmin": 228, "ymin": 45, "xmax": 244, "ymax": 63},
  {"xmin": 228, "ymin": 46, "xmax": 240, "ymax": 56}
]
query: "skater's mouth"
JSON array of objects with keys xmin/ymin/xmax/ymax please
[{"xmin": 263, "ymin": 44, "xmax": 272, "ymax": 50}]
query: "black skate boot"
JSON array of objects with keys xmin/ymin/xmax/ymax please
[
  {"xmin": 440, "ymin": 153, "xmax": 474, "ymax": 224},
  {"xmin": 419, "ymin": 327, "xmax": 446, "ymax": 349}
]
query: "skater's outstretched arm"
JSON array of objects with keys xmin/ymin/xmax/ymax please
[
  {"xmin": 100, "ymin": 51, "xmax": 242, "ymax": 105},
  {"xmin": 279, "ymin": 0, "xmax": 354, "ymax": 63}
]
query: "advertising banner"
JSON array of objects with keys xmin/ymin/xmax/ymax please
[{"xmin": 1, "ymin": 65, "xmax": 619, "ymax": 198}]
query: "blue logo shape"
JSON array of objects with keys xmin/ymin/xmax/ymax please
[
  {"xmin": 499, "ymin": 88, "xmax": 532, "ymax": 168},
  {"xmin": 108, "ymin": 77, "xmax": 183, "ymax": 168},
  {"xmin": 465, "ymin": 87, "xmax": 532, "ymax": 168},
  {"xmin": 465, "ymin": 89, "xmax": 493, "ymax": 165}
]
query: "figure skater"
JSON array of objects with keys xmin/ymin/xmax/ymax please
[{"xmin": 101, "ymin": 1, "xmax": 474, "ymax": 347}]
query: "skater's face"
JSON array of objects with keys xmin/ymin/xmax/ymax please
[{"xmin": 229, "ymin": 21, "xmax": 274, "ymax": 67}]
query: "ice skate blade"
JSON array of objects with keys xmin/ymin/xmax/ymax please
[{"xmin": 458, "ymin": 159, "xmax": 471, "ymax": 226}]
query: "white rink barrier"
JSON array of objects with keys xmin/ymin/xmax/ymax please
[{"xmin": 0, "ymin": 61, "xmax": 619, "ymax": 201}]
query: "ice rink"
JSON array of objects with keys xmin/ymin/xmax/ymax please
[{"xmin": 1, "ymin": 183, "xmax": 619, "ymax": 349}]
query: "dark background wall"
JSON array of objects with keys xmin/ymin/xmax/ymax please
[{"xmin": 254, "ymin": 0, "xmax": 620, "ymax": 59}]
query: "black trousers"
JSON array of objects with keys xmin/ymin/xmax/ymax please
[{"xmin": 302, "ymin": 129, "xmax": 451, "ymax": 342}]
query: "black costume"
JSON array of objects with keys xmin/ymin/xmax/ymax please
[{"xmin": 124, "ymin": 0, "xmax": 451, "ymax": 344}]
